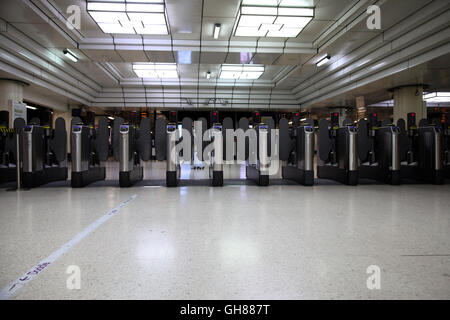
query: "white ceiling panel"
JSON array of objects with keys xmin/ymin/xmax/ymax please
[
  {"xmin": 115, "ymin": 50, "xmax": 150, "ymax": 62},
  {"xmin": 81, "ymin": 49, "xmax": 124, "ymax": 62},
  {"xmin": 10, "ymin": 23, "xmax": 74, "ymax": 48},
  {"xmin": 0, "ymin": 0, "xmax": 47, "ymax": 24}
]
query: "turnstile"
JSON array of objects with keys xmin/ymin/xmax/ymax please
[
  {"xmin": 398, "ymin": 113, "xmax": 444, "ymax": 184},
  {"xmin": 317, "ymin": 114, "xmax": 358, "ymax": 185},
  {"xmin": 357, "ymin": 114, "xmax": 401, "ymax": 185},
  {"xmin": 246, "ymin": 113, "xmax": 270, "ymax": 186},
  {"xmin": 166, "ymin": 122, "xmax": 179, "ymax": 187},
  {"xmin": 280, "ymin": 116, "xmax": 315, "ymax": 186},
  {"xmin": 119, "ymin": 124, "xmax": 143, "ymax": 187},
  {"xmin": 71, "ymin": 118, "xmax": 108, "ymax": 188},
  {"xmin": 22, "ymin": 119, "xmax": 68, "ymax": 188},
  {"xmin": 209, "ymin": 122, "xmax": 223, "ymax": 186}
]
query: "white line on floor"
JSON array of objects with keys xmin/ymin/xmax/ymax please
[{"xmin": 0, "ymin": 194, "xmax": 138, "ymax": 300}]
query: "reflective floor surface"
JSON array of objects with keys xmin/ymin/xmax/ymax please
[{"xmin": 0, "ymin": 164, "xmax": 449, "ymax": 299}]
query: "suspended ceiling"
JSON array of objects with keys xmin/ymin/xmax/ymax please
[{"xmin": 0, "ymin": 0, "xmax": 448, "ymax": 110}]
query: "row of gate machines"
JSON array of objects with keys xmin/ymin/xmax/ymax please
[{"xmin": 1, "ymin": 110, "xmax": 450, "ymax": 188}]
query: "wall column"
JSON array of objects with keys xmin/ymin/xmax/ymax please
[{"xmin": 0, "ymin": 79, "xmax": 25, "ymax": 126}]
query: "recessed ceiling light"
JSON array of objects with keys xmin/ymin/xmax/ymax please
[
  {"xmin": 63, "ymin": 49, "xmax": 78, "ymax": 62},
  {"xmin": 87, "ymin": 1, "xmax": 168, "ymax": 35},
  {"xmin": 213, "ymin": 23, "xmax": 221, "ymax": 39},
  {"xmin": 234, "ymin": 2, "xmax": 314, "ymax": 38}
]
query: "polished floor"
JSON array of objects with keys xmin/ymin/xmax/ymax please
[{"xmin": 0, "ymin": 163, "xmax": 449, "ymax": 299}]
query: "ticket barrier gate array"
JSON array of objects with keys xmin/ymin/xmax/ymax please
[
  {"xmin": 279, "ymin": 116, "xmax": 315, "ymax": 186},
  {"xmin": 357, "ymin": 114, "xmax": 401, "ymax": 185},
  {"xmin": 397, "ymin": 113, "xmax": 444, "ymax": 185},
  {"xmin": 71, "ymin": 118, "xmax": 108, "ymax": 188},
  {"xmin": 22, "ymin": 118, "xmax": 68, "ymax": 188},
  {"xmin": 246, "ymin": 112, "xmax": 270, "ymax": 186},
  {"xmin": 317, "ymin": 114, "xmax": 358, "ymax": 185}
]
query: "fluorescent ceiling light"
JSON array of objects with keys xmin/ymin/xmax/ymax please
[
  {"xmin": 133, "ymin": 63, "xmax": 179, "ymax": 79},
  {"xmin": 213, "ymin": 23, "xmax": 221, "ymax": 39},
  {"xmin": 63, "ymin": 49, "xmax": 78, "ymax": 62},
  {"xmin": 316, "ymin": 54, "xmax": 330, "ymax": 67},
  {"xmin": 219, "ymin": 64, "xmax": 264, "ymax": 80},
  {"xmin": 206, "ymin": 71, "xmax": 211, "ymax": 80},
  {"xmin": 108, "ymin": 116, "xmax": 115, "ymax": 120},
  {"xmin": 87, "ymin": 1, "xmax": 169, "ymax": 35},
  {"xmin": 26, "ymin": 105, "xmax": 37, "ymax": 110},
  {"xmin": 234, "ymin": 3, "xmax": 314, "ymax": 38},
  {"xmin": 423, "ymin": 92, "xmax": 450, "ymax": 103}
]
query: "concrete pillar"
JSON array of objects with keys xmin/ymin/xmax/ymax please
[
  {"xmin": 0, "ymin": 79, "xmax": 25, "ymax": 126},
  {"xmin": 393, "ymin": 86, "xmax": 426, "ymax": 123}
]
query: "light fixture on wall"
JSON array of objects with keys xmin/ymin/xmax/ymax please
[
  {"xmin": 63, "ymin": 49, "xmax": 78, "ymax": 62},
  {"xmin": 87, "ymin": 0, "xmax": 168, "ymax": 35},
  {"xmin": 206, "ymin": 71, "xmax": 211, "ymax": 80},
  {"xmin": 213, "ymin": 23, "xmax": 221, "ymax": 39},
  {"xmin": 133, "ymin": 63, "xmax": 179, "ymax": 79},
  {"xmin": 219, "ymin": 64, "xmax": 264, "ymax": 80},
  {"xmin": 316, "ymin": 54, "xmax": 330, "ymax": 67},
  {"xmin": 234, "ymin": 0, "xmax": 314, "ymax": 38}
]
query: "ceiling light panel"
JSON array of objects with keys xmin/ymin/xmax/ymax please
[
  {"xmin": 423, "ymin": 92, "xmax": 450, "ymax": 102},
  {"xmin": 133, "ymin": 63, "xmax": 179, "ymax": 79},
  {"xmin": 87, "ymin": 1, "xmax": 169, "ymax": 35},
  {"xmin": 235, "ymin": 2, "xmax": 314, "ymax": 38},
  {"xmin": 219, "ymin": 64, "xmax": 264, "ymax": 80}
]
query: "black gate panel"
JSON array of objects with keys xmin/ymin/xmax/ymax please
[
  {"xmin": 96, "ymin": 117, "xmax": 109, "ymax": 162},
  {"xmin": 318, "ymin": 119, "xmax": 331, "ymax": 162},
  {"xmin": 138, "ymin": 118, "xmax": 152, "ymax": 161},
  {"xmin": 155, "ymin": 117, "xmax": 167, "ymax": 161},
  {"xmin": 51, "ymin": 117, "xmax": 67, "ymax": 163}
]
